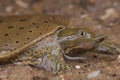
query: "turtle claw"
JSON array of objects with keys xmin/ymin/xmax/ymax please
[{"xmin": 96, "ymin": 41, "xmax": 120, "ymax": 54}]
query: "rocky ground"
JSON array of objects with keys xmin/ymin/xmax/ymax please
[{"xmin": 0, "ymin": 0, "xmax": 120, "ymax": 80}]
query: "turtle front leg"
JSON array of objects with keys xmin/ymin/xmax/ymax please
[
  {"xmin": 95, "ymin": 41, "xmax": 120, "ymax": 54},
  {"xmin": 35, "ymin": 51, "xmax": 71, "ymax": 75},
  {"xmin": 12, "ymin": 48, "xmax": 71, "ymax": 75}
]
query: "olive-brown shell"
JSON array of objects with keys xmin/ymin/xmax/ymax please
[{"xmin": 0, "ymin": 14, "xmax": 69, "ymax": 61}]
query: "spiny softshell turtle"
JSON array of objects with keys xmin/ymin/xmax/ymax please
[{"xmin": 0, "ymin": 14, "xmax": 119, "ymax": 74}]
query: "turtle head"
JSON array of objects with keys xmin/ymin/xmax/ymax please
[{"xmin": 57, "ymin": 28, "xmax": 105, "ymax": 49}]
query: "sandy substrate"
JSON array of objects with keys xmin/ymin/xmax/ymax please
[{"xmin": 0, "ymin": 0, "xmax": 120, "ymax": 80}]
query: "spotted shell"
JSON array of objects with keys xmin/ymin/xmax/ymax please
[{"xmin": 0, "ymin": 14, "xmax": 69, "ymax": 61}]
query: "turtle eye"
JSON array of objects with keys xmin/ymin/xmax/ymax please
[
  {"xmin": 77, "ymin": 30, "xmax": 92, "ymax": 38},
  {"xmin": 77, "ymin": 31, "xmax": 86, "ymax": 36}
]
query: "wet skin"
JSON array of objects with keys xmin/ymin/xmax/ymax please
[{"xmin": 0, "ymin": 14, "xmax": 119, "ymax": 74}]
